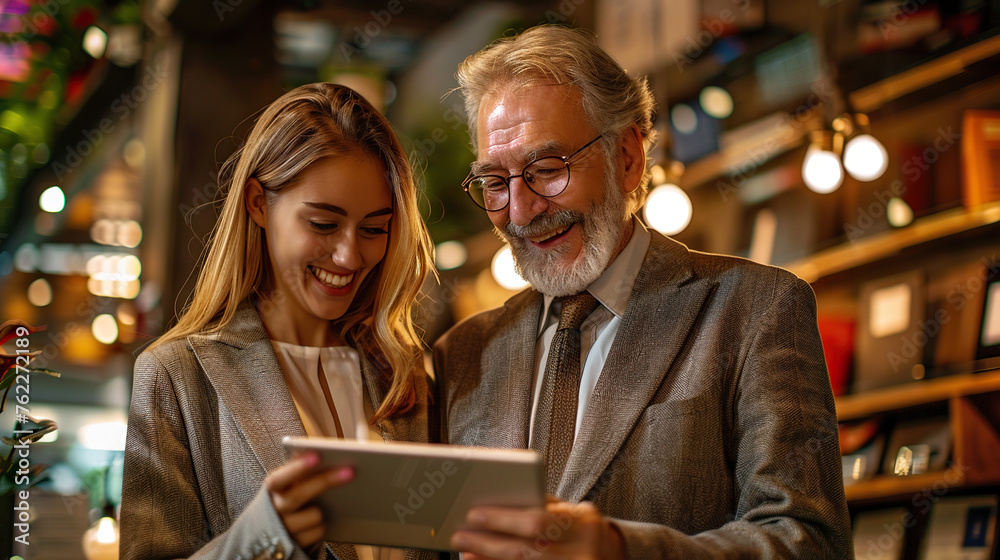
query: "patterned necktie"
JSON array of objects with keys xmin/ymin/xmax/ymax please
[{"xmin": 531, "ymin": 292, "xmax": 600, "ymax": 495}]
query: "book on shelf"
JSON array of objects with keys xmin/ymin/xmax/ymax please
[
  {"xmin": 918, "ymin": 494, "xmax": 997, "ymax": 560},
  {"xmin": 962, "ymin": 110, "xmax": 1000, "ymax": 209}
]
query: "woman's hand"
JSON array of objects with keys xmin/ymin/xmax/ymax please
[{"xmin": 265, "ymin": 452, "xmax": 354, "ymax": 549}]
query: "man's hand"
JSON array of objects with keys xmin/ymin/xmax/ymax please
[
  {"xmin": 451, "ymin": 498, "xmax": 626, "ymax": 559},
  {"xmin": 265, "ymin": 452, "xmax": 354, "ymax": 549}
]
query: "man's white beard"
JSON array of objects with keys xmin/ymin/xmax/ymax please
[{"xmin": 498, "ymin": 173, "xmax": 628, "ymax": 297}]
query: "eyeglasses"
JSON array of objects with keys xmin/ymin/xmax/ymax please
[{"xmin": 462, "ymin": 135, "xmax": 603, "ymax": 211}]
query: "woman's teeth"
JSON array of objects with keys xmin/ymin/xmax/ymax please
[
  {"xmin": 311, "ymin": 266, "xmax": 354, "ymax": 288},
  {"xmin": 530, "ymin": 224, "xmax": 571, "ymax": 243}
]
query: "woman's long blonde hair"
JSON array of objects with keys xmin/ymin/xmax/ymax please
[{"xmin": 151, "ymin": 83, "xmax": 434, "ymax": 422}]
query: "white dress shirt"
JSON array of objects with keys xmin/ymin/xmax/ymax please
[{"xmin": 528, "ymin": 219, "xmax": 652, "ymax": 446}]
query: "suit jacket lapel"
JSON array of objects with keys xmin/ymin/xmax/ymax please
[
  {"xmin": 189, "ymin": 301, "xmax": 306, "ymax": 474},
  {"xmin": 479, "ymin": 289, "xmax": 542, "ymax": 449},
  {"xmin": 559, "ymin": 234, "xmax": 716, "ymax": 501}
]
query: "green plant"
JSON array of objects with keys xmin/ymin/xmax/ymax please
[{"xmin": 0, "ymin": 320, "xmax": 59, "ymax": 498}]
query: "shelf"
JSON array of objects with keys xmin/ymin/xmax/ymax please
[
  {"xmin": 836, "ymin": 367, "xmax": 1000, "ymax": 422},
  {"xmin": 842, "ymin": 385, "xmax": 1000, "ymax": 505},
  {"xmin": 844, "ymin": 469, "xmax": 967, "ymax": 504},
  {"xmin": 849, "ymin": 33, "xmax": 1000, "ymax": 113},
  {"xmin": 679, "ymin": 111, "xmax": 821, "ymax": 191},
  {"xmin": 784, "ymin": 201, "xmax": 1000, "ymax": 283}
]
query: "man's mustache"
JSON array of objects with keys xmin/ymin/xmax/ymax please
[{"xmin": 504, "ymin": 209, "xmax": 583, "ymax": 239}]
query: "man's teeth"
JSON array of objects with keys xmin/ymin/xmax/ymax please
[
  {"xmin": 530, "ymin": 224, "xmax": 571, "ymax": 243},
  {"xmin": 311, "ymin": 266, "xmax": 354, "ymax": 288}
]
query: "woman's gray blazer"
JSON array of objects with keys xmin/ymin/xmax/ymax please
[{"xmin": 121, "ymin": 301, "xmax": 439, "ymax": 560}]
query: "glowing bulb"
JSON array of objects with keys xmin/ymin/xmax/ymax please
[
  {"xmin": 39, "ymin": 186, "xmax": 65, "ymax": 213},
  {"xmin": 27, "ymin": 278, "xmax": 53, "ymax": 307},
  {"xmin": 699, "ymin": 86, "xmax": 734, "ymax": 119},
  {"xmin": 435, "ymin": 241, "xmax": 467, "ymax": 270},
  {"xmin": 117, "ymin": 303, "xmax": 137, "ymax": 325},
  {"xmin": 83, "ymin": 26, "xmax": 108, "ymax": 59},
  {"xmin": 644, "ymin": 184, "xmax": 693, "ymax": 235},
  {"xmin": 83, "ymin": 515, "xmax": 119, "ymax": 560},
  {"xmin": 79, "ymin": 421, "xmax": 128, "ymax": 451},
  {"xmin": 670, "ymin": 104, "xmax": 698, "ymax": 135},
  {"xmin": 887, "ymin": 197, "xmax": 914, "ymax": 227},
  {"xmin": 802, "ymin": 146, "xmax": 843, "ymax": 194},
  {"xmin": 92, "ymin": 314, "xmax": 119, "ymax": 345},
  {"xmin": 14, "ymin": 244, "xmax": 38, "ymax": 272},
  {"xmin": 491, "ymin": 246, "xmax": 528, "ymax": 291},
  {"xmin": 843, "ymin": 134, "xmax": 888, "ymax": 181},
  {"xmin": 650, "ymin": 164, "xmax": 667, "ymax": 186},
  {"xmin": 96, "ymin": 517, "xmax": 116, "ymax": 543},
  {"xmin": 118, "ymin": 220, "xmax": 143, "ymax": 248},
  {"xmin": 118, "ymin": 255, "xmax": 142, "ymax": 280}
]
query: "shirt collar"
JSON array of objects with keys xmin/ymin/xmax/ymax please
[{"xmin": 537, "ymin": 217, "xmax": 651, "ymax": 334}]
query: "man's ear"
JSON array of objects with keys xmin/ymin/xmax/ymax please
[
  {"xmin": 245, "ymin": 178, "xmax": 267, "ymax": 229},
  {"xmin": 618, "ymin": 124, "xmax": 645, "ymax": 196}
]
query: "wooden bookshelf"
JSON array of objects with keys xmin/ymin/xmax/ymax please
[
  {"xmin": 850, "ymin": 33, "xmax": 1000, "ymax": 113},
  {"xmin": 844, "ymin": 469, "xmax": 966, "ymax": 503},
  {"xmin": 836, "ymin": 367, "xmax": 1000, "ymax": 422},
  {"xmin": 784, "ymin": 201, "xmax": 1000, "ymax": 283},
  {"xmin": 839, "ymin": 373, "xmax": 1000, "ymax": 505}
]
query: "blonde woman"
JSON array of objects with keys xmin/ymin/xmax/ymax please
[{"xmin": 121, "ymin": 83, "xmax": 437, "ymax": 560}]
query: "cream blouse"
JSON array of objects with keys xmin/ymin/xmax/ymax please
[{"xmin": 269, "ymin": 341, "xmax": 404, "ymax": 560}]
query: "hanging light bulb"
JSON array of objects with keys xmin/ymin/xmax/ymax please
[
  {"xmin": 644, "ymin": 183, "xmax": 693, "ymax": 235},
  {"xmin": 843, "ymin": 134, "xmax": 888, "ymax": 181},
  {"xmin": 843, "ymin": 116, "xmax": 888, "ymax": 183},
  {"xmin": 836, "ymin": 113, "xmax": 889, "ymax": 182},
  {"xmin": 802, "ymin": 130, "xmax": 844, "ymax": 194}
]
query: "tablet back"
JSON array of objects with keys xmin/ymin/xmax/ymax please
[{"xmin": 283, "ymin": 437, "xmax": 544, "ymax": 551}]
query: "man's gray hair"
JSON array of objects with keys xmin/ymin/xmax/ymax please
[{"xmin": 456, "ymin": 25, "xmax": 658, "ymax": 214}]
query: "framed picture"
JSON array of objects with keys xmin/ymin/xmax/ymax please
[
  {"xmin": 977, "ymin": 264, "xmax": 1000, "ymax": 360},
  {"xmin": 854, "ymin": 270, "xmax": 927, "ymax": 392}
]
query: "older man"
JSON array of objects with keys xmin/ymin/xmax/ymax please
[{"xmin": 433, "ymin": 25, "xmax": 852, "ymax": 559}]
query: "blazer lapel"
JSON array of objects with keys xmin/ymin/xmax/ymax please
[
  {"xmin": 478, "ymin": 289, "xmax": 542, "ymax": 449},
  {"xmin": 189, "ymin": 302, "xmax": 306, "ymax": 474},
  {"xmin": 559, "ymin": 235, "xmax": 716, "ymax": 501}
]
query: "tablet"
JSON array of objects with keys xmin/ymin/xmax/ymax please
[{"xmin": 282, "ymin": 436, "xmax": 544, "ymax": 551}]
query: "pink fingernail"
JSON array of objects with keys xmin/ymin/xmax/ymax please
[
  {"xmin": 305, "ymin": 453, "xmax": 319, "ymax": 467},
  {"xmin": 332, "ymin": 467, "xmax": 353, "ymax": 482}
]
